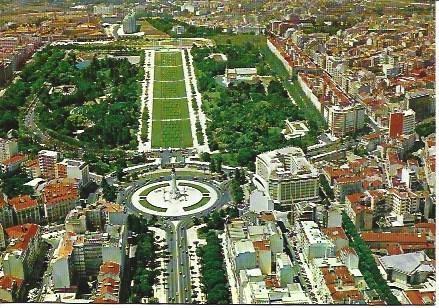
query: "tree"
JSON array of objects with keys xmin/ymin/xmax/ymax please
[
  {"xmin": 200, "ymin": 152, "xmax": 211, "ymax": 162},
  {"xmin": 0, "ymin": 168, "xmax": 34, "ymax": 197},
  {"xmin": 342, "ymin": 213, "xmax": 400, "ymax": 305},
  {"xmin": 216, "ymin": 156, "xmax": 223, "ymax": 173},
  {"xmin": 102, "ymin": 178, "xmax": 117, "ymax": 202},
  {"xmin": 193, "ymin": 217, "xmax": 201, "ymax": 225},
  {"xmin": 209, "ymin": 157, "xmax": 216, "ymax": 173},
  {"xmin": 197, "ymin": 230, "xmax": 231, "ymax": 304},
  {"xmin": 415, "ymin": 120, "xmax": 435, "ymax": 137}
]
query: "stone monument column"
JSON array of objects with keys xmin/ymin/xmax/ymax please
[{"xmin": 169, "ymin": 168, "xmax": 180, "ymax": 199}]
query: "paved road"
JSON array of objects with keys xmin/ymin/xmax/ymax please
[{"xmin": 166, "ymin": 219, "xmax": 192, "ymax": 303}]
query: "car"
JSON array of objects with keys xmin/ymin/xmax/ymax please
[
  {"xmin": 179, "ymin": 271, "xmax": 182, "ymax": 275},
  {"xmin": 183, "ymin": 274, "xmax": 186, "ymax": 278}
]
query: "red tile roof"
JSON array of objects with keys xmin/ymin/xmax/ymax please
[
  {"xmin": 0, "ymin": 275, "xmax": 23, "ymax": 291},
  {"xmin": 346, "ymin": 192, "xmax": 367, "ymax": 205},
  {"xmin": 321, "ymin": 266, "xmax": 363, "ymax": 303},
  {"xmin": 352, "ymin": 204, "xmax": 373, "ymax": 214},
  {"xmin": 0, "ymin": 195, "xmax": 6, "ymax": 208},
  {"xmin": 361, "ymin": 232, "xmax": 427, "ymax": 244},
  {"xmin": 323, "ymin": 167, "xmax": 351, "ymax": 182},
  {"xmin": 322, "ymin": 227, "xmax": 348, "ymax": 241},
  {"xmin": 387, "ymin": 152, "xmax": 403, "ymax": 165},
  {"xmin": 5, "ymin": 223, "xmax": 39, "ymax": 252},
  {"xmin": 362, "ymin": 132, "xmax": 381, "ymax": 141},
  {"xmin": 99, "ymin": 278, "xmax": 119, "ymax": 295},
  {"xmin": 8, "ymin": 195, "xmax": 38, "ymax": 211},
  {"xmin": 259, "ymin": 212, "xmax": 275, "ymax": 222},
  {"xmin": 337, "ymin": 247, "xmax": 357, "ymax": 258},
  {"xmin": 24, "ymin": 159, "xmax": 39, "ymax": 168},
  {"xmin": 103, "ymin": 202, "xmax": 122, "ymax": 213},
  {"xmin": 93, "ymin": 296, "xmax": 118, "ymax": 304},
  {"xmin": 335, "ymin": 176, "xmax": 363, "ymax": 185},
  {"xmin": 414, "ymin": 223, "xmax": 435, "ymax": 235},
  {"xmin": 264, "ymin": 275, "xmax": 281, "ymax": 288},
  {"xmin": 405, "ymin": 290, "xmax": 435, "ymax": 305},
  {"xmin": 253, "ymin": 240, "xmax": 270, "ymax": 251},
  {"xmin": 1, "ymin": 154, "xmax": 26, "ymax": 166},
  {"xmin": 385, "ymin": 243, "xmax": 404, "ymax": 255},
  {"xmin": 43, "ymin": 179, "xmax": 79, "ymax": 206},
  {"xmin": 99, "ymin": 262, "xmax": 121, "ymax": 276}
]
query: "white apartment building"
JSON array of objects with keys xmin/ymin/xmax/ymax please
[
  {"xmin": 0, "ymin": 138, "xmax": 18, "ymax": 161},
  {"xmin": 239, "ymin": 268, "xmax": 310, "ymax": 304},
  {"xmin": 254, "ymin": 147, "xmax": 319, "ymax": 205},
  {"xmin": 65, "ymin": 207, "xmax": 87, "ymax": 234},
  {"xmin": 401, "ymin": 109, "xmax": 416, "ymax": 135},
  {"xmin": 122, "ymin": 13, "xmax": 136, "ymax": 34},
  {"xmin": 102, "ymin": 224, "xmax": 127, "ymax": 272},
  {"xmin": 226, "ymin": 217, "xmax": 310, "ymax": 304},
  {"xmin": 242, "ymin": 280, "xmax": 270, "ymax": 304},
  {"xmin": 249, "ymin": 190, "xmax": 274, "ymax": 214},
  {"xmin": 297, "ymin": 221, "xmax": 335, "ymax": 261},
  {"xmin": 0, "ymin": 223, "xmax": 5, "ymax": 249},
  {"xmin": 57, "ymin": 159, "xmax": 90, "ymax": 187},
  {"xmin": 93, "ymin": 4, "xmax": 114, "ymax": 15},
  {"xmin": 233, "ymin": 240, "xmax": 257, "ymax": 273},
  {"xmin": 386, "ymin": 188, "xmax": 420, "ymax": 216},
  {"xmin": 276, "ymin": 253, "xmax": 294, "ymax": 287},
  {"xmin": 52, "ymin": 225, "xmax": 125, "ymax": 290},
  {"xmin": 51, "ymin": 233, "xmax": 74, "ymax": 289},
  {"xmin": 324, "ymin": 104, "xmax": 366, "ymax": 138},
  {"xmin": 3, "ymin": 224, "xmax": 41, "ymax": 280},
  {"xmin": 326, "ymin": 55, "xmax": 346, "ymax": 77},
  {"xmin": 38, "ymin": 150, "xmax": 59, "ymax": 180}
]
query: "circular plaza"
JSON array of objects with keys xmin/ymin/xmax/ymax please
[{"xmin": 130, "ymin": 175, "xmax": 221, "ymax": 218}]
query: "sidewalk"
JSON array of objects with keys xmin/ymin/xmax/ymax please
[
  {"xmin": 186, "ymin": 224, "xmax": 207, "ymax": 303},
  {"xmin": 137, "ymin": 49, "xmax": 154, "ymax": 152},
  {"xmin": 187, "ymin": 48, "xmax": 210, "ymax": 152},
  {"xmin": 218, "ymin": 232, "xmax": 239, "ymax": 304},
  {"xmin": 149, "ymin": 226, "xmax": 168, "ymax": 303}
]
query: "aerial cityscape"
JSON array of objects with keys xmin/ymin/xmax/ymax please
[{"xmin": 0, "ymin": 0, "xmax": 436, "ymax": 305}]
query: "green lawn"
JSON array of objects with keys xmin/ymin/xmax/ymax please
[
  {"xmin": 139, "ymin": 200, "xmax": 168, "ymax": 212},
  {"xmin": 155, "ymin": 51, "xmax": 182, "ymax": 66},
  {"xmin": 184, "ymin": 197, "xmax": 210, "ymax": 211},
  {"xmin": 154, "ymin": 65, "xmax": 184, "ymax": 81},
  {"xmin": 151, "ymin": 50, "xmax": 192, "ymax": 148},
  {"xmin": 180, "ymin": 182, "xmax": 209, "ymax": 194},
  {"xmin": 153, "ymin": 81, "xmax": 187, "ymax": 98},
  {"xmin": 141, "ymin": 169, "xmax": 209, "ymax": 180},
  {"xmin": 152, "ymin": 98, "xmax": 190, "ymax": 119},
  {"xmin": 139, "ymin": 183, "xmax": 169, "ymax": 196},
  {"xmin": 212, "ymin": 34, "xmax": 266, "ymax": 47},
  {"xmin": 151, "ymin": 119, "xmax": 193, "ymax": 148}
]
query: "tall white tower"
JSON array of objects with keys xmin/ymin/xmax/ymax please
[{"xmin": 169, "ymin": 168, "xmax": 180, "ymax": 199}]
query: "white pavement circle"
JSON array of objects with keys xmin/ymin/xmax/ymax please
[{"xmin": 131, "ymin": 180, "xmax": 218, "ymax": 217}]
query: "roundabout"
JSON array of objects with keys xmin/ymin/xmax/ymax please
[{"xmin": 129, "ymin": 169, "xmax": 224, "ymax": 218}]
